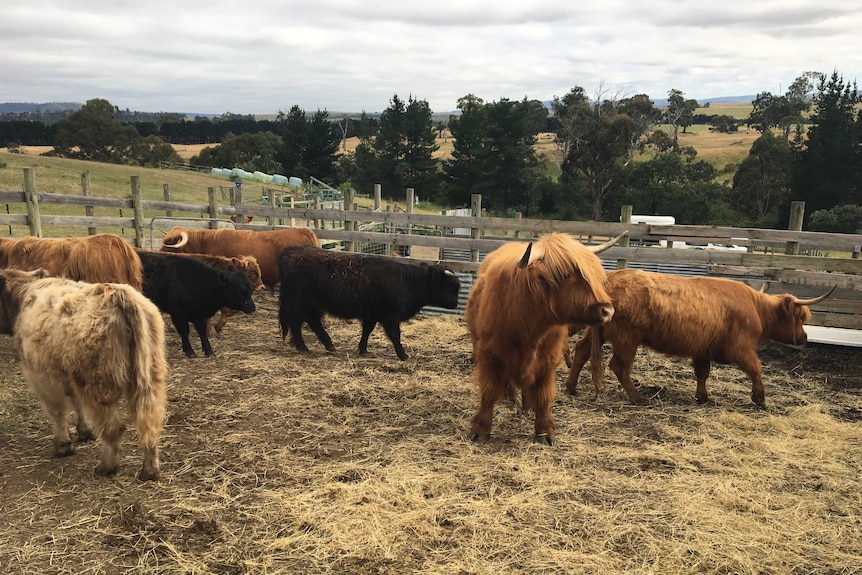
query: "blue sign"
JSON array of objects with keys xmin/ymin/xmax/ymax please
[{"xmin": 235, "ymin": 180, "xmax": 243, "ymax": 188}]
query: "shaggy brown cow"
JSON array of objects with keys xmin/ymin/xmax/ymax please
[
  {"xmin": 0, "ymin": 234, "xmax": 143, "ymax": 291},
  {"xmin": 566, "ymin": 270, "xmax": 835, "ymax": 408},
  {"xmin": 160, "ymin": 226, "xmax": 318, "ymax": 291},
  {"xmin": 0, "ymin": 268, "xmax": 168, "ymax": 480},
  {"xmin": 466, "ymin": 232, "xmax": 625, "ymax": 445}
]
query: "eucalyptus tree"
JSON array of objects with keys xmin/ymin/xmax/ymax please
[{"xmin": 554, "ymin": 86, "xmax": 657, "ymax": 220}]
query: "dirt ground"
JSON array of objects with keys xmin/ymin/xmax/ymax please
[{"xmin": 1, "ymin": 293, "xmax": 861, "ymax": 574}]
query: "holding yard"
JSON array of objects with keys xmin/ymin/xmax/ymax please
[{"xmin": 1, "ymin": 293, "xmax": 861, "ymax": 574}]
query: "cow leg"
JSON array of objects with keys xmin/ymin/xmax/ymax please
[
  {"xmin": 70, "ymin": 394, "xmax": 95, "ymax": 443},
  {"xmin": 170, "ymin": 316, "xmax": 196, "ymax": 357},
  {"xmin": 358, "ymin": 319, "xmax": 378, "ymax": 356},
  {"xmin": 469, "ymin": 355, "xmax": 506, "ymax": 442},
  {"xmin": 192, "ymin": 319, "xmax": 215, "ymax": 357},
  {"xmin": 692, "ymin": 357, "xmax": 712, "ymax": 404},
  {"xmin": 737, "ymin": 353, "xmax": 767, "ymax": 409},
  {"xmin": 609, "ymin": 347, "xmax": 649, "ymax": 406},
  {"xmin": 522, "ymin": 367, "xmax": 556, "ymax": 445},
  {"xmin": 24, "ymin": 368, "xmax": 76, "ymax": 457},
  {"xmin": 379, "ymin": 319, "xmax": 408, "ymax": 360},
  {"xmin": 288, "ymin": 321, "xmax": 311, "ymax": 352},
  {"xmin": 215, "ymin": 307, "xmax": 234, "ymax": 334},
  {"xmin": 85, "ymin": 401, "xmax": 127, "ymax": 477},
  {"xmin": 306, "ymin": 315, "xmax": 336, "ymax": 352},
  {"xmin": 565, "ymin": 333, "xmax": 593, "ymax": 395}
]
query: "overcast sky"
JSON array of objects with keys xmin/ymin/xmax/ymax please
[{"xmin": 2, "ymin": 1, "xmax": 861, "ymax": 115}]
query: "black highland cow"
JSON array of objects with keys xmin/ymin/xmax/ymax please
[{"xmin": 278, "ymin": 246, "xmax": 461, "ymax": 360}]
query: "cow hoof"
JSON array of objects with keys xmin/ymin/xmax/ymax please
[
  {"xmin": 75, "ymin": 429, "xmax": 96, "ymax": 443},
  {"xmin": 695, "ymin": 394, "xmax": 710, "ymax": 405},
  {"xmin": 534, "ymin": 434, "xmax": 555, "ymax": 446},
  {"xmin": 137, "ymin": 468, "xmax": 160, "ymax": 482},
  {"xmin": 751, "ymin": 393, "xmax": 768, "ymax": 410},
  {"xmin": 468, "ymin": 432, "xmax": 489, "ymax": 443},
  {"xmin": 54, "ymin": 442, "xmax": 76, "ymax": 457},
  {"xmin": 631, "ymin": 395, "xmax": 650, "ymax": 406},
  {"xmin": 94, "ymin": 464, "xmax": 118, "ymax": 477},
  {"xmin": 397, "ymin": 353, "xmax": 409, "ymax": 361}
]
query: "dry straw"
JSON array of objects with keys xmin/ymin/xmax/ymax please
[{"xmin": 1, "ymin": 294, "xmax": 860, "ymax": 574}]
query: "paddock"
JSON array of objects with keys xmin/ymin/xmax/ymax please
[{"xmin": 1, "ymin": 292, "xmax": 860, "ymax": 574}]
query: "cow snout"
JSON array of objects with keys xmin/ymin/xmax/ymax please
[
  {"xmin": 584, "ymin": 303, "xmax": 614, "ymax": 325},
  {"xmin": 243, "ymin": 301, "xmax": 256, "ymax": 314},
  {"xmin": 598, "ymin": 303, "xmax": 614, "ymax": 323}
]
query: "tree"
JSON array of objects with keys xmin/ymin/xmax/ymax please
[
  {"xmin": 555, "ymin": 86, "xmax": 654, "ymax": 220},
  {"xmin": 747, "ymin": 72, "xmax": 820, "ymax": 139},
  {"xmin": 792, "ymin": 70, "xmax": 862, "ymax": 215},
  {"xmin": 353, "ymin": 94, "xmax": 439, "ymax": 200},
  {"xmin": 443, "ymin": 94, "xmax": 487, "ymax": 206},
  {"xmin": 613, "ymin": 148, "xmax": 724, "ymax": 224},
  {"xmin": 443, "ymin": 95, "xmax": 548, "ymax": 214},
  {"xmin": 809, "ymin": 205, "xmax": 862, "ymax": 233},
  {"xmin": 130, "ymin": 135, "xmax": 183, "ymax": 167},
  {"xmin": 665, "ymin": 89, "xmax": 698, "ymax": 145},
  {"xmin": 710, "ymin": 115, "xmax": 739, "ymax": 133},
  {"xmin": 191, "ymin": 132, "xmax": 283, "ymax": 173},
  {"xmin": 730, "ymin": 131, "xmax": 794, "ymax": 226},
  {"xmin": 53, "ymin": 98, "xmax": 140, "ymax": 163}
]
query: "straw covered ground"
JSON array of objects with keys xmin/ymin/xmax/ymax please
[{"xmin": 1, "ymin": 293, "xmax": 861, "ymax": 574}]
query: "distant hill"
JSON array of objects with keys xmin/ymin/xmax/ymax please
[{"xmin": 0, "ymin": 102, "xmax": 82, "ymax": 114}]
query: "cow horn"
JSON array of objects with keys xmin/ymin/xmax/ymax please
[
  {"xmin": 793, "ymin": 285, "xmax": 836, "ymax": 306},
  {"xmin": 518, "ymin": 242, "xmax": 534, "ymax": 268},
  {"xmin": 586, "ymin": 230, "xmax": 629, "ymax": 254},
  {"xmin": 163, "ymin": 231, "xmax": 189, "ymax": 249}
]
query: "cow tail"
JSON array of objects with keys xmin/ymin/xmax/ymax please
[
  {"xmin": 113, "ymin": 287, "xmax": 168, "ymax": 451},
  {"xmin": 589, "ymin": 325, "xmax": 605, "ymax": 399}
]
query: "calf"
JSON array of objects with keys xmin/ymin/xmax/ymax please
[
  {"xmin": 137, "ymin": 250, "xmax": 256, "ymax": 357},
  {"xmin": 567, "ymin": 269, "xmax": 834, "ymax": 408},
  {"xmin": 141, "ymin": 250, "xmax": 264, "ymax": 335},
  {"xmin": 278, "ymin": 246, "xmax": 461, "ymax": 360},
  {"xmin": 0, "ymin": 268, "xmax": 168, "ymax": 480}
]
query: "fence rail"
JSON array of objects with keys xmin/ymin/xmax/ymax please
[{"xmin": 2, "ymin": 170, "xmax": 862, "ymax": 334}]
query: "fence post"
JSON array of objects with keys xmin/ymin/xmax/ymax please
[
  {"xmin": 470, "ymin": 194, "xmax": 482, "ymax": 263},
  {"xmin": 130, "ymin": 176, "xmax": 144, "ymax": 248},
  {"xmin": 23, "ymin": 167, "xmax": 42, "ymax": 237},
  {"xmin": 235, "ymin": 187, "xmax": 245, "ymax": 224},
  {"xmin": 617, "ymin": 205, "xmax": 632, "ymax": 269},
  {"xmin": 404, "ymin": 188, "xmax": 414, "ymax": 257},
  {"xmin": 786, "ymin": 201, "xmax": 804, "ymax": 255},
  {"xmin": 514, "ymin": 212, "xmax": 522, "ymax": 238},
  {"xmin": 374, "ymin": 184, "xmax": 382, "ymax": 210},
  {"xmin": 207, "ymin": 187, "xmax": 219, "ymax": 229},
  {"xmin": 163, "ymin": 184, "xmax": 172, "ymax": 218},
  {"xmin": 81, "ymin": 172, "xmax": 97, "ymax": 235},
  {"xmin": 344, "ymin": 188, "xmax": 354, "ymax": 252}
]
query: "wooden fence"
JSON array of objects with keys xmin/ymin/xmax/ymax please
[{"xmin": 2, "ymin": 170, "xmax": 862, "ymax": 332}]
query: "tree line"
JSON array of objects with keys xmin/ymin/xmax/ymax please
[{"xmin": 1, "ymin": 70, "xmax": 860, "ymax": 232}]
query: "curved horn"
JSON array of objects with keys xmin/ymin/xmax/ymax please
[
  {"xmin": 793, "ymin": 285, "xmax": 836, "ymax": 306},
  {"xmin": 518, "ymin": 242, "xmax": 534, "ymax": 269},
  {"xmin": 162, "ymin": 230, "xmax": 189, "ymax": 249},
  {"xmin": 587, "ymin": 230, "xmax": 629, "ymax": 254}
]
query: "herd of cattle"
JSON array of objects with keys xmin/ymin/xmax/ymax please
[{"xmin": 0, "ymin": 227, "xmax": 834, "ymax": 479}]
